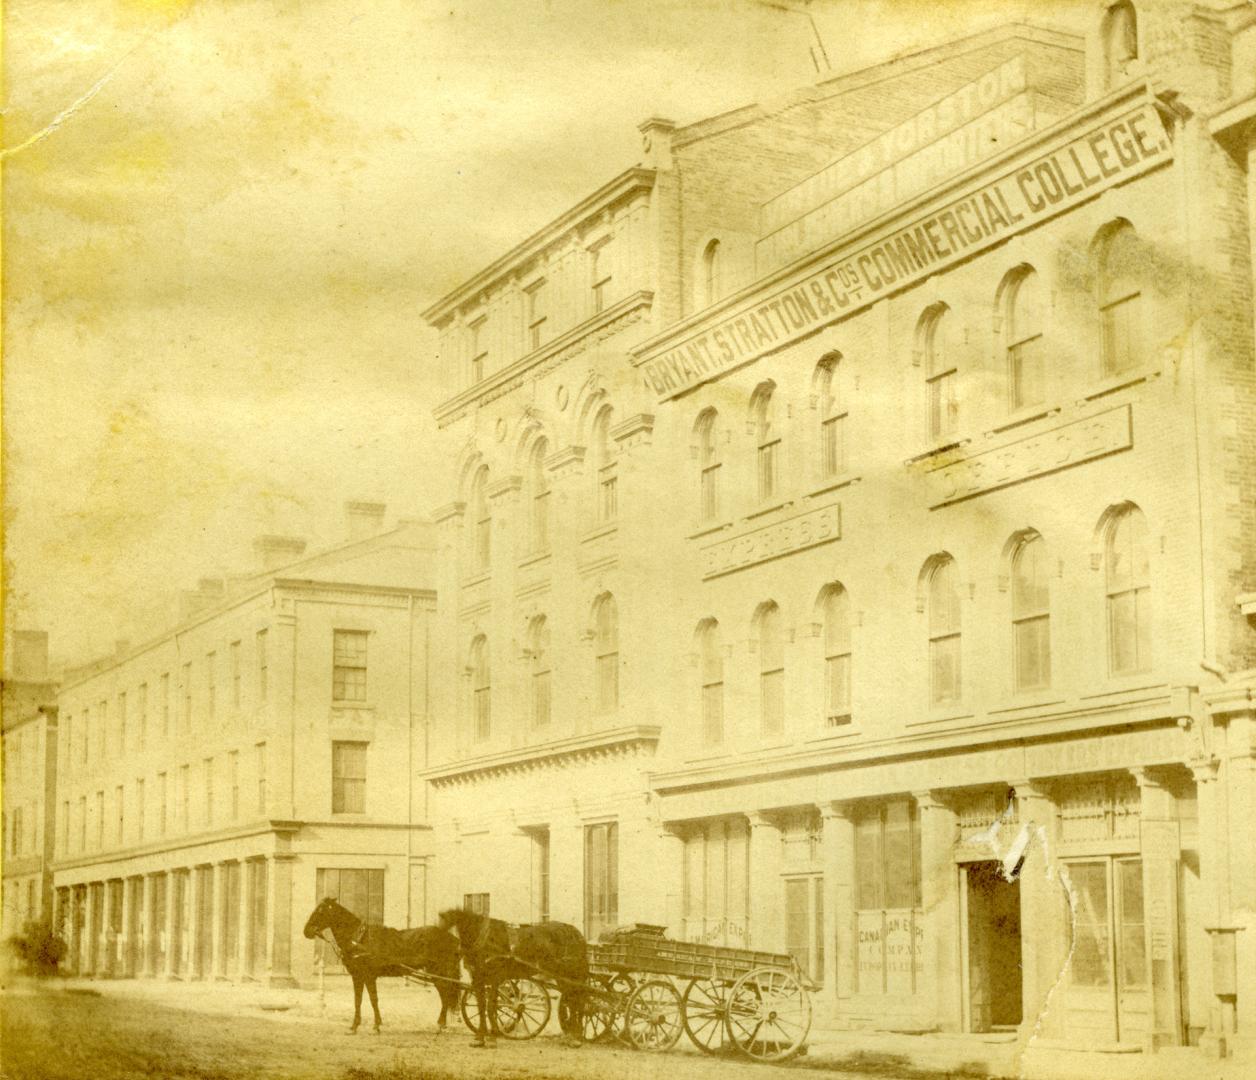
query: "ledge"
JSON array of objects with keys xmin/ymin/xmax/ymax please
[
  {"xmin": 423, "ymin": 724, "xmax": 662, "ymax": 787},
  {"xmin": 581, "ymin": 522, "xmax": 618, "ymax": 544},
  {"xmin": 687, "ymin": 519, "xmax": 734, "ymax": 540},
  {"xmin": 744, "ymin": 499, "xmax": 793, "ymax": 522},
  {"xmin": 904, "ymin": 439, "xmax": 970, "ymax": 467},
  {"xmin": 806, "ymin": 474, "xmax": 861, "ymax": 499},
  {"xmin": 1081, "ymin": 368, "xmax": 1156, "ymax": 402},
  {"xmin": 987, "ymin": 405, "xmax": 1060, "ymax": 436}
]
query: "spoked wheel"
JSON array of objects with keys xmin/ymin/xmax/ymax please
[
  {"xmin": 682, "ymin": 977, "xmax": 730, "ymax": 1054},
  {"xmin": 724, "ymin": 966, "xmax": 811, "ymax": 1063},
  {"xmin": 557, "ymin": 985, "xmax": 619, "ymax": 1043},
  {"xmin": 460, "ymin": 978, "xmax": 551, "ymax": 1039},
  {"xmin": 602, "ymin": 973, "xmax": 636, "ymax": 1044},
  {"xmin": 623, "ymin": 978, "xmax": 684, "ymax": 1052}
]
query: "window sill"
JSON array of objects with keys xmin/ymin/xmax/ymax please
[
  {"xmin": 517, "ymin": 550, "xmax": 552, "ymax": 570},
  {"xmin": 988, "ymin": 405, "xmax": 1060, "ymax": 436},
  {"xmin": 904, "ymin": 438, "xmax": 970, "ymax": 466},
  {"xmin": 807, "ymin": 474, "xmax": 860, "ymax": 499},
  {"xmin": 907, "ymin": 707, "xmax": 974, "ymax": 727},
  {"xmin": 688, "ymin": 519, "xmax": 734, "ymax": 540},
  {"xmin": 461, "ymin": 571, "xmax": 490, "ymax": 589},
  {"xmin": 1081, "ymin": 368, "xmax": 1157, "ymax": 402},
  {"xmin": 987, "ymin": 695, "xmax": 1067, "ymax": 716},
  {"xmin": 744, "ymin": 500, "xmax": 793, "ymax": 522},
  {"xmin": 581, "ymin": 522, "xmax": 618, "ymax": 544},
  {"xmin": 331, "ymin": 702, "xmax": 375, "ymax": 712}
]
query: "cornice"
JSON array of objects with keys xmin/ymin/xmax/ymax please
[
  {"xmin": 433, "ymin": 291, "xmax": 654, "ymax": 429},
  {"xmin": 50, "ymin": 818, "xmax": 302, "ymax": 872},
  {"xmin": 424, "ymin": 724, "xmax": 661, "ymax": 788},
  {"xmin": 431, "ymin": 501, "xmax": 467, "ymax": 525}
]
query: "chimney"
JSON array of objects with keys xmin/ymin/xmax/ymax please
[
  {"xmin": 11, "ymin": 630, "xmax": 49, "ymax": 680},
  {"xmin": 254, "ymin": 535, "xmax": 307, "ymax": 571},
  {"xmin": 345, "ymin": 501, "xmax": 387, "ymax": 542}
]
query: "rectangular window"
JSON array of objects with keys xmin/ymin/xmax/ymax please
[
  {"xmin": 181, "ymin": 664, "xmax": 192, "ymax": 730},
  {"xmin": 927, "ymin": 368, "xmax": 957, "ymax": 443},
  {"xmin": 136, "ymin": 779, "xmax": 145, "ymax": 843},
  {"xmin": 160, "ymin": 674, "xmax": 170, "ymax": 736},
  {"xmin": 1008, "ymin": 336, "xmax": 1044, "ymax": 412},
  {"xmin": 702, "ymin": 679, "xmax": 724, "ymax": 746},
  {"xmin": 81, "ymin": 710, "xmax": 88, "ymax": 765},
  {"xmin": 929, "ymin": 634, "xmax": 961, "ymax": 706},
  {"xmin": 331, "ymin": 741, "xmax": 367, "ymax": 814},
  {"xmin": 230, "ymin": 641, "xmax": 241, "ymax": 709},
  {"xmin": 532, "ymin": 668, "xmax": 551, "ymax": 729},
  {"xmin": 314, "ymin": 868, "xmax": 384, "ymax": 969},
  {"xmin": 598, "ymin": 464, "xmax": 618, "ymax": 522},
  {"xmin": 256, "ymin": 742, "xmax": 267, "ymax": 815},
  {"xmin": 98, "ymin": 700, "xmax": 107, "ymax": 759},
  {"xmin": 757, "ymin": 440, "xmax": 779, "ymax": 503},
  {"xmin": 137, "ymin": 683, "xmax": 147, "ymax": 749},
  {"xmin": 1014, "ymin": 615, "xmax": 1051, "ymax": 692},
  {"xmin": 532, "ymin": 831, "xmax": 550, "ymax": 923},
  {"xmin": 1101, "ymin": 294, "xmax": 1140, "ymax": 377},
  {"xmin": 584, "ymin": 821, "xmax": 618, "ymax": 940},
  {"xmin": 589, "ymin": 241, "xmax": 612, "ymax": 315},
  {"xmin": 204, "ymin": 757, "xmax": 214, "ymax": 826},
  {"xmin": 96, "ymin": 790, "xmax": 105, "ymax": 849},
  {"xmin": 206, "ymin": 652, "xmax": 216, "ymax": 720},
  {"xmin": 469, "ymin": 315, "xmax": 487, "ymax": 385},
  {"xmin": 784, "ymin": 876, "xmax": 825, "ymax": 985},
  {"xmin": 158, "ymin": 773, "xmax": 167, "ymax": 836},
  {"xmin": 61, "ymin": 800, "xmax": 69, "ymax": 855},
  {"xmin": 526, "ymin": 280, "xmax": 547, "ymax": 352},
  {"xmin": 700, "ymin": 461, "xmax": 720, "ymax": 523},
  {"xmin": 78, "ymin": 796, "xmax": 86, "ymax": 852},
  {"xmin": 118, "ymin": 692, "xmax": 127, "ymax": 753},
  {"xmin": 682, "ymin": 818, "xmax": 750, "ymax": 947},
  {"xmin": 463, "ymin": 892, "xmax": 490, "ymax": 916},
  {"xmin": 256, "ymin": 630, "xmax": 269, "ymax": 703},
  {"xmin": 180, "ymin": 765, "xmax": 190, "ymax": 832},
  {"xmin": 229, "ymin": 750, "xmax": 239, "ymax": 821},
  {"xmin": 332, "ymin": 630, "xmax": 368, "ymax": 703},
  {"xmin": 854, "ymin": 800, "xmax": 923, "ymax": 994},
  {"xmin": 821, "ymin": 413, "xmax": 846, "ymax": 479}
]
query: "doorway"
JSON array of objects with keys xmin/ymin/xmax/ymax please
[{"xmin": 964, "ymin": 861, "xmax": 1023, "ymax": 1031}]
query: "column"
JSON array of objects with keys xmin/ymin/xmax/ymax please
[
  {"xmin": 100, "ymin": 882, "xmax": 116, "ymax": 977},
  {"xmin": 119, "ymin": 878, "xmax": 134, "ymax": 977},
  {"xmin": 265, "ymin": 854, "xmax": 297, "ymax": 988},
  {"xmin": 163, "ymin": 873, "xmax": 179, "ymax": 978},
  {"xmin": 1192, "ymin": 760, "xmax": 1233, "ymax": 1056},
  {"xmin": 1221, "ymin": 706, "xmax": 1256, "ymax": 1054},
  {"xmin": 210, "ymin": 863, "xmax": 225, "ymax": 979},
  {"xmin": 656, "ymin": 827, "xmax": 686, "ymax": 937},
  {"xmin": 142, "ymin": 875, "xmax": 158, "ymax": 977},
  {"xmin": 1132, "ymin": 768, "xmax": 1183, "ymax": 1049},
  {"xmin": 73, "ymin": 887, "xmax": 87, "ymax": 976},
  {"xmin": 237, "ymin": 861, "xmax": 251, "ymax": 981},
  {"xmin": 915, "ymin": 790, "xmax": 961, "ymax": 1032},
  {"xmin": 820, "ymin": 803, "xmax": 856, "ymax": 1017},
  {"xmin": 1012, "ymin": 781, "xmax": 1064, "ymax": 1042},
  {"xmin": 546, "ymin": 812, "xmax": 584, "ymax": 931},
  {"xmin": 746, "ymin": 812, "xmax": 782, "ymax": 951},
  {"xmin": 188, "ymin": 866, "xmax": 206, "ymax": 979}
]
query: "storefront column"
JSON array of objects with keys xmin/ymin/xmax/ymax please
[
  {"xmin": 265, "ymin": 854, "xmax": 297, "ymax": 988},
  {"xmin": 1012, "ymin": 781, "xmax": 1063, "ymax": 1041},
  {"xmin": 188, "ymin": 867, "xmax": 206, "ymax": 979},
  {"xmin": 237, "ymin": 860, "xmax": 252, "ymax": 980},
  {"xmin": 119, "ymin": 877, "xmax": 134, "ymax": 977},
  {"xmin": 211, "ymin": 863, "xmax": 226, "ymax": 979},
  {"xmin": 915, "ymin": 790, "xmax": 961, "ymax": 1033},
  {"xmin": 1132, "ymin": 768, "xmax": 1182, "ymax": 1049},
  {"xmin": 100, "ymin": 881, "xmax": 116, "ymax": 976},
  {"xmin": 76, "ymin": 887, "xmax": 91, "ymax": 975},
  {"xmin": 1192, "ymin": 760, "xmax": 1235, "ymax": 1055},
  {"xmin": 657, "ymin": 827, "xmax": 686, "ymax": 937},
  {"xmin": 747, "ymin": 812, "xmax": 782, "ymax": 952},
  {"xmin": 141, "ymin": 875, "xmax": 158, "ymax": 977},
  {"xmin": 820, "ymin": 802, "xmax": 856, "ymax": 1012},
  {"xmin": 162, "ymin": 873, "xmax": 179, "ymax": 978}
]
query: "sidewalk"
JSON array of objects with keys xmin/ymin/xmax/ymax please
[{"xmin": 14, "ymin": 975, "xmax": 1252, "ymax": 1080}]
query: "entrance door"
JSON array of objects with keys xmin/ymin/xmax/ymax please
[
  {"xmin": 963, "ymin": 861, "xmax": 1022, "ymax": 1031},
  {"xmin": 1065, "ymin": 858, "xmax": 1150, "ymax": 1044}
]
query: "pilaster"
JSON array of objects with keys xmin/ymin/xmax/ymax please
[
  {"xmin": 747, "ymin": 812, "xmax": 782, "ymax": 951},
  {"xmin": 163, "ymin": 873, "xmax": 179, "ymax": 979},
  {"xmin": 915, "ymin": 790, "xmax": 961, "ymax": 1032},
  {"xmin": 1132, "ymin": 767, "xmax": 1183, "ymax": 1049},
  {"xmin": 1011, "ymin": 781, "xmax": 1063, "ymax": 1042},
  {"xmin": 265, "ymin": 854, "xmax": 297, "ymax": 988},
  {"xmin": 820, "ymin": 802, "xmax": 857, "ymax": 1011},
  {"xmin": 142, "ymin": 874, "xmax": 158, "ymax": 977}
]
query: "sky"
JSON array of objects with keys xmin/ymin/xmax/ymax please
[{"xmin": 2, "ymin": 0, "xmax": 1090, "ymax": 670}]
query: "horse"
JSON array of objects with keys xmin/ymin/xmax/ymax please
[
  {"xmin": 437, "ymin": 908, "xmax": 588, "ymax": 1048},
  {"xmin": 302, "ymin": 898, "xmax": 461, "ymax": 1035}
]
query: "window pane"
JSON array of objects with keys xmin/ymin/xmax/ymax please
[
  {"xmin": 855, "ymin": 814, "xmax": 882, "ymax": 910},
  {"xmin": 785, "ymin": 878, "xmax": 808, "ymax": 974},
  {"xmin": 1068, "ymin": 862, "xmax": 1111, "ymax": 987},
  {"xmin": 1015, "ymin": 617, "xmax": 1050, "ymax": 690},
  {"xmin": 703, "ymin": 683, "xmax": 724, "ymax": 745},
  {"xmin": 930, "ymin": 635, "xmax": 961, "ymax": 704},
  {"xmin": 761, "ymin": 670, "xmax": 783, "ymax": 735},
  {"xmin": 883, "ymin": 802, "xmax": 915, "ymax": 909}
]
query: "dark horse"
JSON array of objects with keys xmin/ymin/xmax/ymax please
[
  {"xmin": 438, "ymin": 908, "xmax": 587, "ymax": 1048},
  {"xmin": 303, "ymin": 898, "xmax": 461, "ymax": 1034}
]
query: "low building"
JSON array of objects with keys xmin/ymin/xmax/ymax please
[{"xmin": 50, "ymin": 508, "xmax": 439, "ymax": 987}]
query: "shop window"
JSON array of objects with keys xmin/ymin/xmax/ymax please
[
  {"xmin": 1097, "ymin": 221, "xmax": 1143, "ymax": 377},
  {"xmin": 584, "ymin": 821, "xmax": 618, "ymax": 940},
  {"xmin": 683, "ymin": 818, "xmax": 750, "ymax": 946},
  {"xmin": 854, "ymin": 800, "xmax": 923, "ymax": 995},
  {"xmin": 593, "ymin": 594, "xmax": 619, "ymax": 714},
  {"xmin": 756, "ymin": 602, "xmax": 784, "ymax": 736},
  {"xmin": 697, "ymin": 619, "xmax": 724, "ymax": 746},
  {"xmin": 1002, "ymin": 266, "xmax": 1045, "ymax": 412},
  {"xmin": 331, "ymin": 741, "xmax": 367, "ymax": 814},
  {"xmin": 819, "ymin": 584, "xmax": 851, "ymax": 727},
  {"xmin": 785, "ymin": 877, "xmax": 824, "ymax": 986},
  {"xmin": 527, "ymin": 438, "xmax": 550, "ymax": 554},
  {"xmin": 926, "ymin": 556, "xmax": 962, "ymax": 706},
  {"xmin": 751, "ymin": 383, "xmax": 780, "ymax": 504},
  {"xmin": 315, "ymin": 867, "xmax": 384, "ymax": 970},
  {"xmin": 591, "ymin": 406, "xmax": 617, "ymax": 524},
  {"xmin": 695, "ymin": 409, "xmax": 722, "ymax": 523},
  {"xmin": 814, "ymin": 354, "xmax": 846, "ymax": 480},
  {"xmin": 469, "ymin": 636, "xmax": 491, "ymax": 741},
  {"xmin": 1011, "ymin": 533, "xmax": 1051, "ymax": 691},
  {"xmin": 528, "ymin": 616, "xmax": 551, "ymax": 729},
  {"xmin": 921, "ymin": 304, "xmax": 958, "ymax": 444},
  {"xmin": 332, "ymin": 630, "xmax": 368, "ymax": 703},
  {"xmin": 1104, "ymin": 505, "xmax": 1151, "ymax": 675}
]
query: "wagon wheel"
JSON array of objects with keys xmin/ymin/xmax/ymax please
[
  {"xmin": 623, "ymin": 978, "xmax": 684, "ymax": 1052},
  {"xmin": 724, "ymin": 966, "xmax": 811, "ymax": 1063},
  {"xmin": 682, "ymin": 978, "xmax": 730, "ymax": 1054},
  {"xmin": 557, "ymin": 983, "xmax": 619, "ymax": 1043},
  {"xmin": 493, "ymin": 977, "xmax": 551, "ymax": 1040},
  {"xmin": 603, "ymin": 973, "xmax": 636, "ymax": 1044}
]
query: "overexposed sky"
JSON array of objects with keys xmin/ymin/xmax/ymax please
[{"xmin": 2, "ymin": 0, "xmax": 1090, "ymax": 669}]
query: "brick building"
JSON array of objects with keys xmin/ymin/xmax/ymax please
[
  {"xmin": 49, "ymin": 510, "xmax": 439, "ymax": 987},
  {"xmin": 421, "ymin": 0, "xmax": 1256, "ymax": 1064}
]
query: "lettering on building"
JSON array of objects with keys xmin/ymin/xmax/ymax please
[{"xmin": 701, "ymin": 503, "xmax": 841, "ymax": 579}]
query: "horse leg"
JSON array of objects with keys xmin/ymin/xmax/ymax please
[
  {"xmin": 436, "ymin": 982, "xmax": 454, "ymax": 1031},
  {"xmin": 350, "ymin": 973, "xmax": 363, "ymax": 1034},
  {"xmin": 472, "ymin": 978, "xmax": 488, "ymax": 1047},
  {"xmin": 567, "ymin": 989, "xmax": 585, "ymax": 1048},
  {"xmin": 366, "ymin": 976, "xmax": 382, "ymax": 1033},
  {"xmin": 484, "ymin": 981, "xmax": 498, "ymax": 1047}
]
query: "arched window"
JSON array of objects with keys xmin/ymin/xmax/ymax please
[
  {"xmin": 1102, "ymin": 2, "xmax": 1139, "ymax": 88},
  {"xmin": 528, "ymin": 617, "xmax": 551, "ymax": 729},
  {"xmin": 469, "ymin": 466, "xmax": 491, "ymax": 573},
  {"xmin": 591, "ymin": 407, "xmax": 617, "ymax": 524},
  {"xmin": 528, "ymin": 438, "xmax": 550, "ymax": 554},
  {"xmin": 702, "ymin": 240, "xmax": 722, "ymax": 307},
  {"xmin": 921, "ymin": 304, "xmax": 958, "ymax": 443},
  {"xmin": 470, "ymin": 636, "xmax": 491, "ymax": 741},
  {"xmin": 1004, "ymin": 268, "xmax": 1044, "ymax": 412},
  {"xmin": 820, "ymin": 585, "xmax": 852, "ymax": 727},
  {"xmin": 593, "ymin": 595, "xmax": 619, "ymax": 713},
  {"xmin": 751, "ymin": 384, "xmax": 779, "ymax": 504},
  {"xmin": 1097, "ymin": 222, "xmax": 1142, "ymax": 377},
  {"xmin": 1011, "ymin": 534, "xmax": 1051, "ymax": 691},
  {"xmin": 1105, "ymin": 506, "xmax": 1151, "ymax": 675},
  {"xmin": 756, "ymin": 602, "xmax": 784, "ymax": 736},
  {"xmin": 696, "ymin": 409, "xmax": 722, "ymax": 523},
  {"xmin": 927, "ymin": 558, "xmax": 961, "ymax": 705},
  {"xmin": 815, "ymin": 355, "xmax": 846, "ymax": 480},
  {"xmin": 697, "ymin": 620, "xmax": 724, "ymax": 746}
]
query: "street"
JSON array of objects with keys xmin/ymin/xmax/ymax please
[{"xmin": 0, "ymin": 982, "xmax": 989, "ymax": 1080}]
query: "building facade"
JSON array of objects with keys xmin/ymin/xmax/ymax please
[
  {"xmin": 421, "ymin": 0, "xmax": 1256, "ymax": 1064},
  {"xmin": 49, "ymin": 512, "xmax": 439, "ymax": 987}
]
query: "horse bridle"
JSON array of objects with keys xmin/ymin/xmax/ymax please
[{"xmin": 315, "ymin": 906, "xmax": 368, "ymax": 964}]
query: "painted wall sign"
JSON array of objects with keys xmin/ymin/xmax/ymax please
[
  {"xmin": 701, "ymin": 502, "xmax": 841, "ymax": 579},
  {"xmin": 638, "ymin": 101, "xmax": 1170, "ymax": 401},
  {"xmin": 927, "ymin": 405, "xmax": 1132, "ymax": 507}
]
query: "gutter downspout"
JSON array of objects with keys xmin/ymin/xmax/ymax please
[{"xmin": 406, "ymin": 591, "xmax": 414, "ymax": 927}]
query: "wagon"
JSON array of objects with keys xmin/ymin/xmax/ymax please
[{"xmin": 586, "ymin": 924, "xmax": 816, "ymax": 1062}]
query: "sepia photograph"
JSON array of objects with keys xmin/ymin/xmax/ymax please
[{"xmin": 2, "ymin": 1, "xmax": 1255, "ymax": 1078}]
